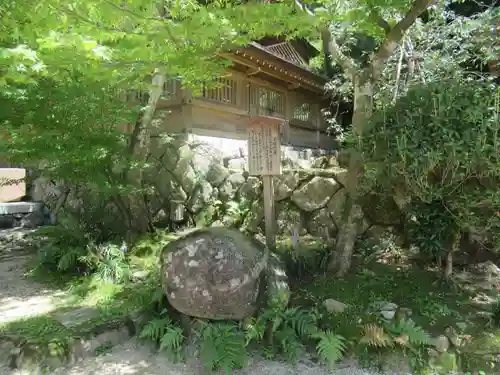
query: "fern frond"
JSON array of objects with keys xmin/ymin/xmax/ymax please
[
  {"xmin": 386, "ymin": 318, "xmax": 431, "ymax": 346},
  {"xmin": 359, "ymin": 324, "xmax": 393, "ymax": 348},
  {"xmin": 243, "ymin": 317, "xmax": 267, "ymax": 345},
  {"xmin": 393, "ymin": 333, "xmax": 410, "ymax": 346},
  {"xmin": 159, "ymin": 326, "xmax": 184, "ymax": 351},
  {"xmin": 312, "ymin": 330, "xmax": 346, "ymax": 369},
  {"xmin": 151, "ymin": 287, "xmax": 165, "ymax": 304},
  {"xmin": 159, "ymin": 326, "xmax": 185, "ymax": 362},
  {"xmin": 139, "ymin": 318, "xmax": 172, "ymax": 342},
  {"xmin": 275, "ymin": 326, "xmax": 304, "ymax": 362},
  {"xmin": 284, "ymin": 307, "xmax": 319, "ymax": 337},
  {"xmin": 198, "ymin": 322, "xmax": 248, "ymax": 373},
  {"xmin": 57, "ymin": 247, "xmax": 82, "ymax": 271}
]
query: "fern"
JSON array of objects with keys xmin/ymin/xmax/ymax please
[
  {"xmin": 159, "ymin": 325, "xmax": 185, "ymax": 362},
  {"xmin": 139, "ymin": 317, "xmax": 173, "ymax": 342},
  {"xmin": 244, "ymin": 306, "xmax": 324, "ymax": 362},
  {"xmin": 140, "ymin": 316, "xmax": 185, "ymax": 361},
  {"xmin": 198, "ymin": 322, "xmax": 247, "ymax": 373},
  {"xmin": 283, "ymin": 307, "xmax": 320, "ymax": 337},
  {"xmin": 386, "ymin": 318, "xmax": 431, "ymax": 347},
  {"xmin": 359, "ymin": 324, "xmax": 393, "ymax": 348},
  {"xmin": 312, "ymin": 330, "xmax": 346, "ymax": 369},
  {"xmin": 275, "ymin": 327, "xmax": 304, "ymax": 362},
  {"xmin": 56, "ymin": 247, "xmax": 83, "ymax": 271},
  {"xmin": 242, "ymin": 317, "xmax": 267, "ymax": 345}
]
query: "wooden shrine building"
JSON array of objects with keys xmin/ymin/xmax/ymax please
[{"xmin": 149, "ymin": 37, "xmax": 333, "ymax": 150}]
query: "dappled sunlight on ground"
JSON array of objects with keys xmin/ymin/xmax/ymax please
[
  {"xmin": 49, "ymin": 339, "xmax": 375, "ymax": 375},
  {"xmin": 0, "ymin": 294, "xmax": 63, "ymax": 324},
  {"xmin": 0, "ymin": 234, "xmax": 68, "ymax": 324}
]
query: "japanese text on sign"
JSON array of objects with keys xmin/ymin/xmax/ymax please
[{"xmin": 247, "ymin": 118, "xmax": 281, "ymax": 176}]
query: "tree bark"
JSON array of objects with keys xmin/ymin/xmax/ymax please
[
  {"xmin": 444, "ymin": 231, "xmax": 461, "ymax": 279},
  {"xmin": 323, "ymin": 0, "xmax": 433, "ymax": 276},
  {"xmin": 328, "ymin": 77, "xmax": 373, "ymax": 275},
  {"xmin": 128, "ymin": 69, "xmax": 165, "ymax": 232}
]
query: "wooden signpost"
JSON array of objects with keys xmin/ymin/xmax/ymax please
[{"xmin": 247, "ymin": 116, "xmax": 282, "ymax": 249}]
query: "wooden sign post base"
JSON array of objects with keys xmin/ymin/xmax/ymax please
[
  {"xmin": 262, "ymin": 175, "xmax": 275, "ymax": 250},
  {"xmin": 247, "ymin": 115, "xmax": 283, "ymax": 251}
]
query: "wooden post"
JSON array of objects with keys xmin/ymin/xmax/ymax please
[
  {"xmin": 247, "ymin": 116, "xmax": 282, "ymax": 250},
  {"xmin": 262, "ymin": 175, "xmax": 275, "ymax": 249}
]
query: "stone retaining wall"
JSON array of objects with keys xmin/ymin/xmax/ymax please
[
  {"xmin": 146, "ymin": 134, "xmax": 402, "ymax": 238},
  {"xmin": 28, "ymin": 133, "xmax": 402, "ymax": 236}
]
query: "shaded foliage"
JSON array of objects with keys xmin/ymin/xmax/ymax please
[{"xmin": 359, "ymin": 79, "xmax": 499, "ymax": 261}]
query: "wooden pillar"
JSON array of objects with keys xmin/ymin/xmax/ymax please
[
  {"xmin": 284, "ymin": 91, "xmax": 294, "ymax": 145},
  {"xmin": 181, "ymin": 87, "xmax": 193, "ymax": 137},
  {"xmin": 314, "ymin": 103, "xmax": 321, "ymax": 149}
]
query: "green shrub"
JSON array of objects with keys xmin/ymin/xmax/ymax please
[
  {"xmin": 35, "ymin": 224, "xmax": 130, "ymax": 282},
  {"xmin": 277, "ymin": 238, "xmax": 331, "ymax": 280},
  {"xmin": 359, "ymin": 79, "xmax": 500, "ymax": 267},
  {"xmin": 492, "ymin": 296, "xmax": 500, "ymax": 327}
]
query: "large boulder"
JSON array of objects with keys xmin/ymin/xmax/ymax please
[
  {"xmin": 291, "ymin": 176, "xmax": 340, "ymax": 212},
  {"xmin": 160, "ymin": 227, "xmax": 270, "ymax": 320}
]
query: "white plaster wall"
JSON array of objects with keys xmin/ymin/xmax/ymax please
[{"xmin": 189, "ymin": 132, "xmax": 338, "ymax": 171}]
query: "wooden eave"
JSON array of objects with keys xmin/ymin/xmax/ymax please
[{"xmin": 222, "ymin": 42, "xmax": 327, "ymax": 95}]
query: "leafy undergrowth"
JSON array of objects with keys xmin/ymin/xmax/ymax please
[
  {"xmin": 291, "ymin": 260, "xmax": 497, "ymax": 373},
  {"xmin": 15, "ymin": 228, "xmax": 499, "ymax": 374}
]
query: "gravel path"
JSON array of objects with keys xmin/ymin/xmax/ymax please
[
  {"xmin": 0, "ymin": 228, "xmax": 66, "ymax": 325},
  {"xmin": 45, "ymin": 338, "xmax": 376, "ymax": 375}
]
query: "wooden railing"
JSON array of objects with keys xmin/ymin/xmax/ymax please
[{"xmin": 200, "ymin": 78, "xmax": 238, "ymax": 106}]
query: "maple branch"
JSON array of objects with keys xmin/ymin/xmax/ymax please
[
  {"xmin": 320, "ymin": 26, "xmax": 357, "ymax": 78},
  {"xmin": 103, "ymin": 0, "xmax": 182, "ymax": 45},
  {"xmin": 370, "ymin": 0, "xmax": 433, "ymax": 80},
  {"xmin": 62, "ymin": 7, "xmax": 152, "ymax": 36},
  {"xmin": 369, "ymin": 8, "xmax": 391, "ymax": 34}
]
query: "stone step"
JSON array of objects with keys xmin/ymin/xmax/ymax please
[
  {"xmin": 0, "ymin": 202, "xmax": 44, "ymax": 215},
  {"xmin": 0, "ymin": 305, "xmax": 140, "ymax": 374}
]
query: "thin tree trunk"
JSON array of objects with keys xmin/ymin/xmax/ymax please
[
  {"xmin": 329, "ymin": 77, "xmax": 373, "ymax": 276},
  {"xmin": 392, "ymin": 43, "xmax": 405, "ymax": 103},
  {"xmin": 129, "ymin": 69, "xmax": 165, "ymax": 232},
  {"xmin": 444, "ymin": 231, "xmax": 461, "ymax": 279},
  {"xmin": 296, "ymin": 0, "xmax": 433, "ymax": 277}
]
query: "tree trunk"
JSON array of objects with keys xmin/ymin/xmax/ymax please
[
  {"xmin": 329, "ymin": 77, "xmax": 373, "ymax": 276},
  {"xmin": 303, "ymin": 0, "xmax": 433, "ymax": 276},
  {"xmin": 128, "ymin": 69, "xmax": 165, "ymax": 233},
  {"xmin": 444, "ymin": 231, "xmax": 461, "ymax": 279}
]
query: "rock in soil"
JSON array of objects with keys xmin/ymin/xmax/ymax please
[{"xmin": 161, "ymin": 227, "xmax": 287, "ymax": 320}]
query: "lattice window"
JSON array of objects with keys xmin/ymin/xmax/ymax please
[
  {"xmin": 163, "ymin": 78, "xmax": 181, "ymax": 98},
  {"xmin": 114, "ymin": 89, "xmax": 146, "ymax": 103},
  {"xmin": 249, "ymin": 86, "xmax": 285, "ymax": 117},
  {"xmin": 293, "ymin": 103, "xmax": 311, "ymax": 122},
  {"xmin": 201, "ymin": 78, "xmax": 237, "ymax": 105},
  {"xmin": 115, "ymin": 78, "xmax": 180, "ymax": 103}
]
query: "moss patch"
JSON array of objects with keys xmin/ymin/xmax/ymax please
[{"xmin": 0, "ymin": 315, "xmax": 70, "ymax": 344}]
